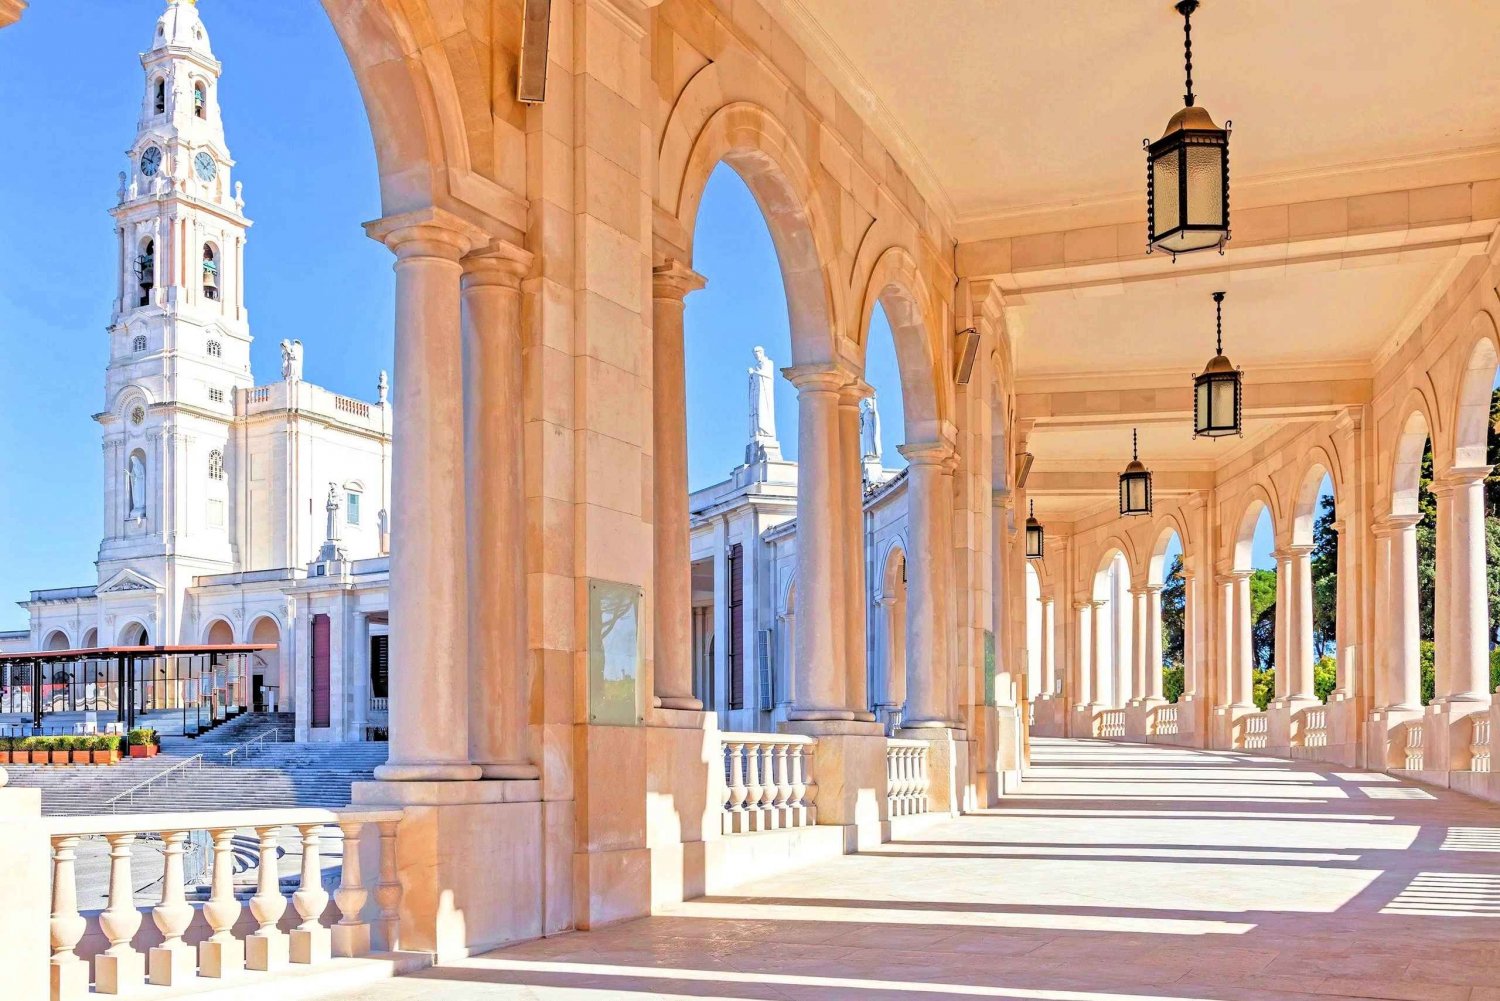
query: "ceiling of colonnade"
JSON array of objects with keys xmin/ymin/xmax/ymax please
[{"xmin": 769, "ymin": 0, "xmax": 1500, "ymax": 522}]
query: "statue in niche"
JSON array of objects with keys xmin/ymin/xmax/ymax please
[
  {"xmin": 860, "ymin": 394, "xmax": 882, "ymax": 461},
  {"xmin": 377, "ymin": 370, "xmax": 389, "ymax": 405},
  {"xmin": 325, "ymin": 482, "xmax": 342, "ymax": 543},
  {"xmin": 127, "ymin": 452, "xmax": 146, "ymax": 519},
  {"xmin": 280, "ymin": 339, "xmax": 303, "ymax": 382}
]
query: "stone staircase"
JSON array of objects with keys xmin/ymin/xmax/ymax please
[{"xmin": 3, "ymin": 712, "xmax": 388, "ymax": 816}]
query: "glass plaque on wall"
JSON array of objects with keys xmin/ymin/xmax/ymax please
[
  {"xmin": 983, "ymin": 630, "xmax": 997, "ymax": 707},
  {"xmin": 587, "ymin": 579, "xmax": 643, "ymax": 725}
]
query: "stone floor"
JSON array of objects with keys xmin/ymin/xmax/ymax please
[{"xmin": 311, "ymin": 738, "xmax": 1500, "ymax": 1000}]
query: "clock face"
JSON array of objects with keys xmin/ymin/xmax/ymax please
[
  {"xmin": 194, "ymin": 152, "xmax": 217, "ymax": 182},
  {"xmin": 140, "ymin": 146, "xmax": 163, "ymax": 177}
]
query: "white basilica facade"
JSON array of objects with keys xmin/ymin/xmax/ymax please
[{"xmin": 0, "ymin": 1, "xmax": 392, "ymax": 742}]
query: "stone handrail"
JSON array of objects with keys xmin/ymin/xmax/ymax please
[
  {"xmin": 1301, "ymin": 706, "xmax": 1329, "ymax": 748},
  {"xmin": 886, "ymin": 737, "xmax": 930, "ymax": 817},
  {"xmin": 369, "ymin": 696, "xmax": 390, "ymax": 713},
  {"xmin": 46, "ymin": 807, "xmax": 403, "ymax": 999},
  {"xmin": 104, "ymin": 753, "xmax": 206, "ymax": 814},
  {"xmin": 1469, "ymin": 712, "xmax": 1491, "ymax": 772},
  {"xmin": 1404, "ymin": 720, "xmax": 1425, "ymax": 770},
  {"xmin": 1152, "ymin": 704, "xmax": 1178, "ymax": 736},
  {"xmin": 1097, "ymin": 709, "xmax": 1125, "ymax": 739},
  {"xmin": 1241, "ymin": 711, "xmax": 1269, "ymax": 750},
  {"xmin": 720, "ymin": 732, "xmax": 817, "ymax": 834}
]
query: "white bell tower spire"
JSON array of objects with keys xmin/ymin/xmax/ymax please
[{"xmin": 97, "ymin": 0, "xmax": 249, "ymax": 631}]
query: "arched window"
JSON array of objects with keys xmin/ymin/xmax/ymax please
[
  {"xmin": 193, "ymin": 82, "xmax": 206, "ymax": 118},
  {"xmin": 202, "ymin": 245, "xmax": 219, "ymax": 301},
  {"xmin": 153, "ymin": 79, "xmax": 165, "ymax": 115},
  {"xmin": 136, "ymin": 239, "xmax": 155, "ymax": 307},
  {"xmin": 208, "ymin": 449, "xmax": 224, "ymax": 481},
  {"xmin": 207, "ymin": 339, "xmax": 222, "ymax": 357},
  {"xmin": 133, "ymin": 334, "xmax": 147, "ymax": 353}
]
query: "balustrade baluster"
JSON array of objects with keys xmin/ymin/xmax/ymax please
[
  {"xmin": 744, "ymin": 743, "xmax": 764, "ymax": 829},
  {"xmin": 149, "ymin": 830, "xmax": 195, "ymax": 985},
  {"xmin": 291, "ymin": 823, "xmax": 332, "ymax": 964},
  {"xmin": 49, "ymin": 835, "xmax": 87, "ymax": 1001},
  {"xmin": 771, "ymin": 744, "xmax": 790, "ymax": 817},
  {"xmin": 726, "ymin": 742, "xmax": 748, "ymax": 813},
  {"xmin": 95, "ymin": 832, "xmax": 144, "ymax": 995},
  {"xmin": 374, "ymin": 820, "xmax": 402, "ymax": 952},
  {"xmin": 247, "ymin": 825, "xmax": 290, "ymax": 970},
  {"xmin": 801, "ymin": 744, "xmax": 818, "ymax": 817},
  {"xmin": 200, "ymin": 827, "xmax": 243, "ymax": 977},
  {"xmin": 332, "ymin": 820, "xmax": 371, "ymax": 958}
]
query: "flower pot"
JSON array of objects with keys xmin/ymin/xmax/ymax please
[
  {"xmin": 129, "ymin": 744, "xmax": 150, "ymax": 758},
  {"xmin": 146, "ymin": 744, "xmax": 159, "ymax": 757},
  {"xmin": 50, "ymin": 750, "xmax": 71, "ymax": 765},
  {"xmin": 0, "ymin": 751, "xmax": 10, "ymax": 765}
]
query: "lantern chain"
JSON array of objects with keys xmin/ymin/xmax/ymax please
[
  {"xmin": 1177, "ymin": 0, "xmax": 1199, "ymax": 107},
  {"xmin": 1132, "ymin": 428, "xmax": 1139, "ymax": 461},
  {"xmin": 1213, "ymin": 290, "xmax": 1225, "ymax": 355}
]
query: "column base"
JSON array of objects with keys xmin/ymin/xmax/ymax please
[
  {"xmin": 374, "ymin": 761, "xmax": 484, "ymax": 782},
  {"xmin": 787, "ymin": 708, "xmax": 858, "ymax": 722},
  {"xmin": 781, "ymin": 718, "xmax": 886, "ymax": 849},
  {"xmin": 331, "ymin": 922, "xmax": 372, "ymax": 959},
  {"xmin": 477, "ymin": 762, "xmax": 541, "ymax": 780},
  {"xmin": 658, "ymin": 695, "xmax": 704, "ymax": 711},
  {"xmin": 51, "ymin": 958, "xmax": 88, "ymax": 1001},
  {"xmin": 351, "ymin": 777, "xmax": 545, "ymax": 960},
  {"xmin": 245, "ymin": 931, "xmax": 289, "ymax": 972},
  {"xmin": 291, "ymin": 925, "xmax": 333, "ymax": 965},
  {"xmin": 149, "ymin": 943, "xmax": 196, "ymax": 986}
]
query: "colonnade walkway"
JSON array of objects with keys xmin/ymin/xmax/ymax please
[{"xmin": 318, "ymin": 739, "xmax": 1500, "ymax": 1000}]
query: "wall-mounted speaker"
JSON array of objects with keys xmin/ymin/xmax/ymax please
[
  {"xmin": 954, "ymin": 327, "xmax": 980, "ymax": 385},
  {"xmin": 518, "ymin": 0, "xmax": 553, "ymax": 105}
]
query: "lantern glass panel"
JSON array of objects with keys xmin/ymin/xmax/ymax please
[
  {"xmin": 1186, "ymin": 144, "xmax": 1225, "ymax": 226},
  {"xmin": 1151, "ymin": 151, "xmax": 1180, "ymax": 237},
  {"xmin": 1211, "ymin": 377, "xmax": 1236, "ymax": 425},
  {"xmin": 1025, "ymin": 523, "xmax": 1044, "ymax": 559},
  {"xmin": 1194, "ymin": 380, "xmax": 1211, "ymax": 434},
  {"xmin": 1128, "ymin": 476, "xmax": 1147, "ymax": 512}
]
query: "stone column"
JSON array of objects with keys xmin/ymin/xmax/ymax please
[
  {"xmin": 1435, "ymin": 469, "xmax": 1492, "ymax": 705},
  {"xmin": 651, "ymin": 261, "xmax": 707, "ymax": 711},
  {"xmin": 783, "ymin": 365, "xmax": 852, "ymax": 720},
  {"xmin": 1181, "ymin": 569, "xmax": 1199, "ymax": 699},
  {"xmin": 1130, "ymin": 587, "xmax": 1149, "ymax": 705},
  {"xmin": 840, "ymin": 379, "xmax": 874, "ymax": 718},
  {"xmin": 1378, "ymin": 517, "xmax": 1423, "ymax": 711},
  {"xmin": 463, "ymin": 240, "xmax": 538, "ymax": 778},
  {"xmin": 1039, "ymin": 594, "xmax": 1057, "ymax": 698},
  {"xmin": 1286, "ymin": 545, "xmax": 1316, "ymax": 705},
  {"xmin": 1330, "ymin": 521, "xmax": 1356, "ymax": 699},
  {"xmin": 1073, "ymin": 601, "xmax": 1094, "ymax": 708},
  {"xmin": 1090, "ymin": 599, "xmax": 1110, "ymax": 709},
  {"xmin": 1230, "ymin": 572, "xmax": 1254, "ymax": 709},
  {"xmin": 1271, "ymin": 550, "xmax": 1291, "ymax": 702},
  {"xmin": 899, "ymin": 442, "xmax": 956, "ymax": 726},
  {"xmin": 367, "ymin": 211, "xmax": 482, "ymax": 782},
  {"xmin": 882, "ymin": 595, "xmax": 907, "ymax": 711},
  {"xmin": 1144, "ymin": 585, "xmax": 1165, "ymax": 703},
  {"xmin": 1110, "ymin": 564, "xmax": 1132, "ymax": 707}
]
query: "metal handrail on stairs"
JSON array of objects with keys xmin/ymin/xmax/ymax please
[
  {"xmin": 104, "ymin": 753, "xmax": 207, "ymax": 814},
  {"xmin": 222, "ymin": 726, "xmax": 285, "ymax": 767}
]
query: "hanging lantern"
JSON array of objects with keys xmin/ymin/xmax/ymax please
[
  {"xmin": 1119, "ymin": 429, "xmax": 1152, "ymax": 517},
  {"xmin": 1024, "ymin": 500, "xmax": 1044, "ymax": 559},
  {"xmin": 1193, "ymin": 290, "xmax": 1242, "ymax": 438},
  {"xmin": 1145, "ymin": 0, "xmax": 1230, "ymax": 258}
]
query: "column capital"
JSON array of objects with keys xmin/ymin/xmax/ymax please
[
  {"xmin": 1431, "ymin": 465, "xmax": 1491, "ymax": 491},
  {"xmin": 1072, "ymin": 600, "xmax": 1093, "ymax": 612},
  {"xmin": 462, "ymin": 240, "xmax": 532, "ymax": 288},
  {"xmin": 838, "ymin": 378, "xmax": 874, "ymax": 406},
  {"xmin": 1372, "ymin": 513, "xmax": 1423, "ymax": 536},
  {"xmin": 899, "ymin": 440, "xmax": 956, "ymax": 467},
  {"xmin": 990, "ymin": 487, "xmax": 1014, "ymax": 508},
  {"xmin": 781, "ymin": 361, "xmax": 855, "ymax": 393},
  {"xmin": 364, "ymin": 207, "xmax": 488, "ymax": 260},
  {"xmin": 652, "ymin": 258, "xmax": 706, "ymax": 301}
]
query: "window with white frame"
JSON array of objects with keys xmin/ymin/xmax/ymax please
[{"xmin": 346, "ymin": 490, "xmax": 361, "ymax": 526}]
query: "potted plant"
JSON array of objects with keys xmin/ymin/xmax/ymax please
[
  {"xmin": 127, "ymin": 728, "xmax": 159, "ymax": 758},
  {"xmin": 12, "ymin": 737, "xmax": 33, "ymax": 764},
  {"xmin": 71, "ymin": 736, "xmax": 91, "ymax": 764},
  {"xmin": 92, "ymin": 735, "xmax": 121, "ymax": 765},
  {"xmin": 51, "ymin": 737, "xmax": 73, "ymax": 765},
  {"xmin": 0, "ymin": 736, "xmax": 10, "ymax": 765}
]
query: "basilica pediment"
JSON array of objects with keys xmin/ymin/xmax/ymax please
[{"xmin": 97, "ymin": 568, "xmax": 162, "ymax": 594}]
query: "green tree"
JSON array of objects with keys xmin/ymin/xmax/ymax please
[
  {"xmin": 1311, "ymin": 493, "xmax": 1338, "ymax": 657},
  {"xmin": 1250, "ymin": 568, "xmax": 1277, "ymax": 671},
  {"xmin": 1163, "ymin": 665, "xmax": 1184, "ymax": 704},
  {"xmin": 1314, "ymin": 655, "xmax": 1337, "ymax": 703},
  {"xmin": 1417, "ymin": 439, "xmax": 1437, "ymax": 643},
  {"xmin": 1160, "ymin": 553, "xmax": 1185, "ymax": 667}
]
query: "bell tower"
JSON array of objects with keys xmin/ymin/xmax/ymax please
[{"xmin": 98, "ymin": 0, "xmax": 250, "ymax": 636}]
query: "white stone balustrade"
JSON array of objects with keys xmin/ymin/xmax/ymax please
[
  {"xmin": 1152, "ymin": 704, "xmax": 1178, "ymax": 736},
  {"xmin": 1469, "ymin": 713, "xmax": 1491, "ymax": 772},
  {"xmin": 1404, "ymin": 721, "xmax": 1425, "ymax": 770},
  {"xmin": 44, "ymin": 807, "xmax": 402, "ymax": 1000},
  {"xmin": 1241, "ymin": 712, "xmax": 1269, "ymax": 750},
  {"xmin": 720, "ymin": 733, "xmax": 817, "ymax": 834},
  {"xmin": 1301, "ymin": 707, "xmax": 1329, "ymax": 748},
  {"xmin": 886, "ymin": 738, "xmax": 931, "ymax": 817},
  {"xmin": 1097, "ymin": 709, "xmax": 1126, "ymax": 739}
]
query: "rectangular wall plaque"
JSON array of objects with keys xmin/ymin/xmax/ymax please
[{"xmin": 587, "ymin": 579, "xmax": 643, "ymax": 725}]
